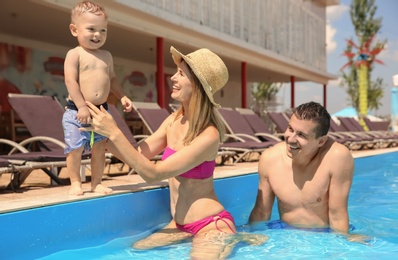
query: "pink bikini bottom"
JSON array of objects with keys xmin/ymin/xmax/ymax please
[{"xmin": 176, "ymin": 210, "xmax": 235, "ymax": 235}]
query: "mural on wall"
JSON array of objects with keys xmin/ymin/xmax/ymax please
[
  {"xmin": 0, "ymin": 42, "xmax": 68, "ymax": 111},
  {"xmin": 121, "ymin": 70, "xmax": 154, "ymax": 102},
  {"xmin": 0, "ymin": 42, "xmax": 157, "ymax": 112}
]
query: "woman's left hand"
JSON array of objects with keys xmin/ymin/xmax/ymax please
[{"xmin": 80, "ymin": 101, "xmax": 119, "ymax": 138}]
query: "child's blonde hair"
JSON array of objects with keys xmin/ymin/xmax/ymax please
[{"xmin": 71, "ymin": 1, "xmax": 108, "ymax": 23}]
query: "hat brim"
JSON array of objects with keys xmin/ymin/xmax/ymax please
[
  {"xmin": 170, "ymin": 46, "xmax": 220, "ymax": 107},
  {"xmin": 170, "ymin": 46, "xmax": 185, "ymax": 67}
]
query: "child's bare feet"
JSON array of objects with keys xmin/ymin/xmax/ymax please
[
  {"xmin": 69, "ymin": 181, "xmax": 83, "ymax": 196},
  {"xmin": 92, "ymin": 184, "xmax": 113, "ymax": 194}
]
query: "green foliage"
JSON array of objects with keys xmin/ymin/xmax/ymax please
[
  {"xmin": 349, "ymin": 0, "xmax": 382, "ymax": 43},
  {"xmin": 251, "ymin": 82, "xmax": 282, "ymax": 101},
  {"xmin": 368, "ymin": 77, "xmax": 384, "ymax": 110}
]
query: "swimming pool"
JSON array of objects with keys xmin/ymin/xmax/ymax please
[{"xmin": 1, "ymin": 152, "xmax": 397, "ymax": 259}]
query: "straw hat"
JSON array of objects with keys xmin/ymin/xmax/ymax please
[{"xmin": 170, "ymin": 46, "xmax": 229, "ymax": 107}]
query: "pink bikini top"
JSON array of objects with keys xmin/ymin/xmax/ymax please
[{"xmin": 161, "ymin": 147, "xmax": 215, "ymax": 179}]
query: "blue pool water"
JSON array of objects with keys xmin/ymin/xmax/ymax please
[{"xmin": 1, "ymin": 152, "xmax": 398, "ymax": 259}]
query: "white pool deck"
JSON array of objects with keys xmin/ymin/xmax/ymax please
[{"xmin": 1, "ymin": 147, "xmax": 397, "ymax": 214}]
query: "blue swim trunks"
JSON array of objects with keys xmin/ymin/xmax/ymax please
[
  {"xmin": 265, "ymin": 220, "xmax": 355, "ymax": 233},
  {"xmin": 62, "ymin": 102, "xmax": 109, "ymax": 154}
]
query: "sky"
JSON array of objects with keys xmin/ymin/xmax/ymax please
[{"xmin": 276, "ymin": 0, "xmax": 398, "ymax": 117}]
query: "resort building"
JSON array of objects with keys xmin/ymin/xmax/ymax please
[{"xmin": 0, "ymin": 0, "xmax": 337, "ymax": 140}]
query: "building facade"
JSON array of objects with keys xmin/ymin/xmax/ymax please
[{"xmin": 0, "ymin": 0, "xmax": 337, "ymax": 139}]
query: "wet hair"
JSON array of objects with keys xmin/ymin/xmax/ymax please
[
  {"xmin": 175, "ymin": 62, "xmax": 225, "ymax": 145},
  {"xmin": 71, "ymin": 1, "xmax": 108, "ymax": 23},
  {"xmin": 292, "ymin": 101, "xmax": 330, "ymax": 138}
]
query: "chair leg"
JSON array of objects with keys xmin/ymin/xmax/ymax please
[
  {"xmin": 42, "ymin": 167, "xmax": 62, "ymax": 185},
  {"xmin": 80, "ymin": 165, "xmax": 86, "ymax": 182},
  {"xmin": 233, "ymin": 152, "xmax": 248, "ymax": 164},
  {"xmin": 6, "ymin": 169, "xmax": 32, "ymax": 190},
  {"xmin": 128, "ymin": 168, "xmax": 136, "ymax": 175}
]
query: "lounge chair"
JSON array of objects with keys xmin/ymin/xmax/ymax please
[
  {"xmin": 363, "ymin": 116, "xmax": 398, "ymax": 146},
  {"xmin": 266, "ymin": 112, "xmax": 290, "ymax": 134},
  {"xmin": 6, "ymin": 93, "xmax": 110, "ymax": 187},
  {"xmin": 133, "ymin": 102, "xmax": 169, "ymax": 134},
  {"xmin": 328, "ymin": 119, "xmax": 370, "ymax": 150},
  {"xmin": 108, "ymin": 104, "xmax": 149, "ymax": 150},
  {"xmin": 235, "ymin": 108, "xmax": 284, "ymax": 141},
  {"xmin": 217, "ymin": 107, "xmax": 281, "ymax": 144},
  {"xmin": 363, "ymin": 116, "xmax": 390, "ymax": 132},
  {"xmin": 0, "ymin": 138, "xmax": 92, "ymax": 190},
  {"xmin": 8, "ymin": 94, "xmax": 66, "ymax": 151},
  {"xmin": 0, "ymin": 138, "xmax": 36, "ymax": 189},
  {"xmin": 133, "ymin": 102, "xmax": 237, "ymax": 164},
  {"xmin": 216, "ymin": 108, "xmax": 279, "ymax": 163},
  {"xmin": 337, "ymin": 117, "xmax": 394, "ymax": 148},
  {"xmin": 9, "ymin": 93, "xmax": 155, "ymax": 176},
  {"xmin": 108, "ymin": 104, "xmax": 162, "ymax": 174}
]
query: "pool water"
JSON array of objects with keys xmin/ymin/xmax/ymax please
[
  {"xmin": 2, "ymin": 152, "xmax": 398, "ymax": 259},
  {"xmin": 43, "ymin": 152, "xmax": 398, "ymax": 259}
]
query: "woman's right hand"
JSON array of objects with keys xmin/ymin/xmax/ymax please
[{"xmin": 81, "ymin": 101, "xmax": 119, "ymax": 138}]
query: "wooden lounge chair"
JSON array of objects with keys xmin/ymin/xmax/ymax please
[
  {"xmin": 327, "ymin": 119, "xmax": 368, "ymax": 150},
  {"xmin": 338, "ymin": 117, "xmax": 394, "ymax": 148},
  {"xmin": 363, "ymin": 116, "xmax": 398, "ymax": 146}
]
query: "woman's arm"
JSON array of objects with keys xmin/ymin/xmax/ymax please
[{"xmin": 85, "ymin": 102, "xmax": 219, "ymax": 183}]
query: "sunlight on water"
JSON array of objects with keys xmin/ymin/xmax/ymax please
[{"xmin": 41, "ymin": 153, "xmax": 398, "ymax": 259}]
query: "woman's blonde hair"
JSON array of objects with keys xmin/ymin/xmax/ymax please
[{"xmin": 175, "ymin": 64, "xmax": 225, "ymax": 145}]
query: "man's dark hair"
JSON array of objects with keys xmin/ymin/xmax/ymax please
[{"xmin": 292, "ymin": 101, "xmax": 330, "ymax": 138}]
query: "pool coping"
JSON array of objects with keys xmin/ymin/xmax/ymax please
[{"xmin": 0, "ymin": 147, "xmax": 397, "ymax": 214}]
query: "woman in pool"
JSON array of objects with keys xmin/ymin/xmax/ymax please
[{"xmin": 83, "ymin": 46, "xmax": 266, "ymax": 258}]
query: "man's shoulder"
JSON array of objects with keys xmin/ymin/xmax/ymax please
[
  {"xmin": 324, "ymin": 139, "xmax": 353, "ymax": 161},
  {"xmin": 260, "ymin": 142, "xmax": 284, "ymax": 161}
]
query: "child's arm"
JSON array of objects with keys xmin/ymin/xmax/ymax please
[
  {"xmin": 109, "ymin": 56, "xmax": 133, "ymax": 112},
  {"xmin": 64, "ymin": 49, "xmax": 91, "ymax": 124}
]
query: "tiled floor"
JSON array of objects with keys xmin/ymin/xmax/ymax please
[{"xmin": 1, "ymin": 147, "xmax": 397, "ymax": 214}]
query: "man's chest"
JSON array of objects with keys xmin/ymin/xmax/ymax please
[{"xmin": 271, "ymin": 171, "xmax": 330, "ymax": 208}]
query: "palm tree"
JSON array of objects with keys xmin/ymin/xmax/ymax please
[
  {"xmin": 250, "ymin": 82, "xmax": 282, "ymax": 115},
  {"xmin": 341, "ymin": 35, "xmax": 384, "ymax": 130},
  {"xmin": 340, "ymin": 0, "xmax": 386, "ymax": 130}
]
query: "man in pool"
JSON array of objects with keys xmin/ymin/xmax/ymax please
[{"xmin": 249, "ymin": 102, "xmax": 362, "ymax": 239}]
